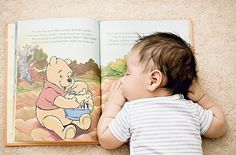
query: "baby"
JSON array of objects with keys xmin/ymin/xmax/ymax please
[{"xmin": 97, "ymin": 32, "xmax": 226, "ymax": 154}]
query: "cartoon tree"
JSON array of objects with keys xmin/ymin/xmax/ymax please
[
  {"xmin": 17, "ymin": 45, "xmax": 39, "ymax": 84},
  {"xmin": 101, "ymin": 56, "xmax": 127, "ymax": 77}
]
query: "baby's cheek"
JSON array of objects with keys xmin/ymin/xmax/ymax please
[
  {"xmin": 121, "ymin": 84, "xmax": 125, "ymax": 94},
  {"xmin": 122, "ymin": 85, "xmax": 133, "ymax": 100},
  {"xmin": 121, "ymin": 85, "xmax": 127, "ymax": 97}
]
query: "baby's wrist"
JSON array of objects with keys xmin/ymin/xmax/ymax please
[
  {"xmin": 103, "ymin": 101, "xmax": 123, "ymax": 116},
  {"xmin": 107, "ymin": 98, "xmax": 125, "ymax": 107},
  {"xmin": 198, "ymin": 94, "xmax": 216, "ymax": 109}
]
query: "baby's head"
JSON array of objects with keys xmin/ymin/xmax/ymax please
[{"xmin": 121, "ymin": 32, "xmax": 197, "ymax": 101}]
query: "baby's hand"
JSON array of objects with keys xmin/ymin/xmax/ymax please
[
  {"xmin": 69, "ymin": 97, "xmax": 80, "ymax": 108},
  {"xmin": 187, "ymin": 78, "xmax": 205, "ymax": 103},
  {"xmin": 108, "ymin": 79, "xmax": 126, "ymax": 107}
]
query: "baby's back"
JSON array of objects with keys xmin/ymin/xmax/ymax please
[{"xmin": 125, "ymin": 94, "xmax": 213, "ymax": 155}]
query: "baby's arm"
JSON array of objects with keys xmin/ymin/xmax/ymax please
[
  {"xmin": 188, "ymin": 79, "xmax": 227, "ymax": 138},
  {"xmin": 97, "ymin": 80, "xmax": 126, "ymax": 149}
]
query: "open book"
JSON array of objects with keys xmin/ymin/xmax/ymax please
[{"xmin": 5, "ymin": 18, "xmax": 193, "ymax": 146}]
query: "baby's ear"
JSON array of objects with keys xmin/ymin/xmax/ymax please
[
  {"xmin": 65, "ymin": 58, "xmax": 72, "ymax": 65},
  {"xmin": 147, "ymin": 70, "xmax": 163, "ymax": 92},
  {"xmin": 49, "ymin": 56, "xmax": 58, "ymax": 66}
]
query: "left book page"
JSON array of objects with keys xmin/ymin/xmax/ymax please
[{"xmin": 5, "ymin": 18, "xmax": 101, "ymax": 146}]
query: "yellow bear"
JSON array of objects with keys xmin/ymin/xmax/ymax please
[{"xmin": 35, "ymin": 56, "xmax": 93, "ymax": 140}]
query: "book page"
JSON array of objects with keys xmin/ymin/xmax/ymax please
[
  {"xmin": 9, "ymin": 18, "xmax": 101, "ymax": 145},
  {"xmin": 6, "ymin": 24, "xmax": 17, "ymax": 144},
  {"xmin": 100, "ymin": 20, "xmax": 191, "ymax": 107}
]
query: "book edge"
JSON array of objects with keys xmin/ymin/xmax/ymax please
[
  {"xmin": 4, "ymin": 23, "xmax": 9, "ymax": 146},
  {"xmin": 188, "ymin": 20, "xmax": 195, "ymax": 47},
  {"xmin": 5, "ymin": 141, "xmax": 99, "ymax": 147}
]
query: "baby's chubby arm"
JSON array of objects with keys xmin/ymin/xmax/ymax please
[
  {"xmin": 97, "ymin": 79, "xmax": 126, "ymax": 149},
  {"xmin": 187, "ymin": 78, "xmax": 227, "ymax": 138}
]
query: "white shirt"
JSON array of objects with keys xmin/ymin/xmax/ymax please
[{"xmin": 108, "ymin": 94, "xmax": 213, "ymax": 155}]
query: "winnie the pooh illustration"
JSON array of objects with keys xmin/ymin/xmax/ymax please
[{"xmin": 35, "ymin": 56, "xmax": 94, "ymax": 140}]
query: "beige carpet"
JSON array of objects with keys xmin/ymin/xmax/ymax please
[{"xmin": 0, "ymin": 0, "xmax": 236, "ymax": 154}]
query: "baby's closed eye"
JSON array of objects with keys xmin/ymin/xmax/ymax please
[{"xmin": 125, "ymin": 71, "xmax": 130, "ymax": 76}]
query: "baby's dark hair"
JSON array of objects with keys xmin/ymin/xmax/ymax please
[{"xmin": 131, "ymin": 32, "xmax": 197, "ymax": 97}]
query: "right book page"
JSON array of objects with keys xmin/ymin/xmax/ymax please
[{"xmin": 99, "ymin": 20, "xmax": 193, "ymax": 107}]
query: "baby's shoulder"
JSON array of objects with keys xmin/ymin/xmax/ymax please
[{"xmin": 177, "ymin": 99, "xmax": 201, "ymax": 115}]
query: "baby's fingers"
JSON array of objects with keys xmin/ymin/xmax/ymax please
[
  {"xmin": 187, "ymin": 91, "xmax": 194, "ymax": 99},
  {"xmin": 110, "ymin": 79, "xmax": 122, "ymax": 91},
  {"xmin": 114, "ymin": 79, "xmax": 122, "ymax": 89},
  {"xmin": 110, "ymin": 80, "xmax": 117, "ymax": 91}
]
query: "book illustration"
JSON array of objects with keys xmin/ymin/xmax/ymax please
[
  {"xmin": 101, "ymin": 56, "xmax": 127, "ymax": 107},
  {"xmin": 35, "ymin": 56, "xmax": 94, "ymax": 140},
  {"xmin": 17, "ymin": 45, "xmax": 39, "ymax": 84},
  {"xmin": 15, "ymin": 45, "xmax": 100, "ymax": 142}
]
